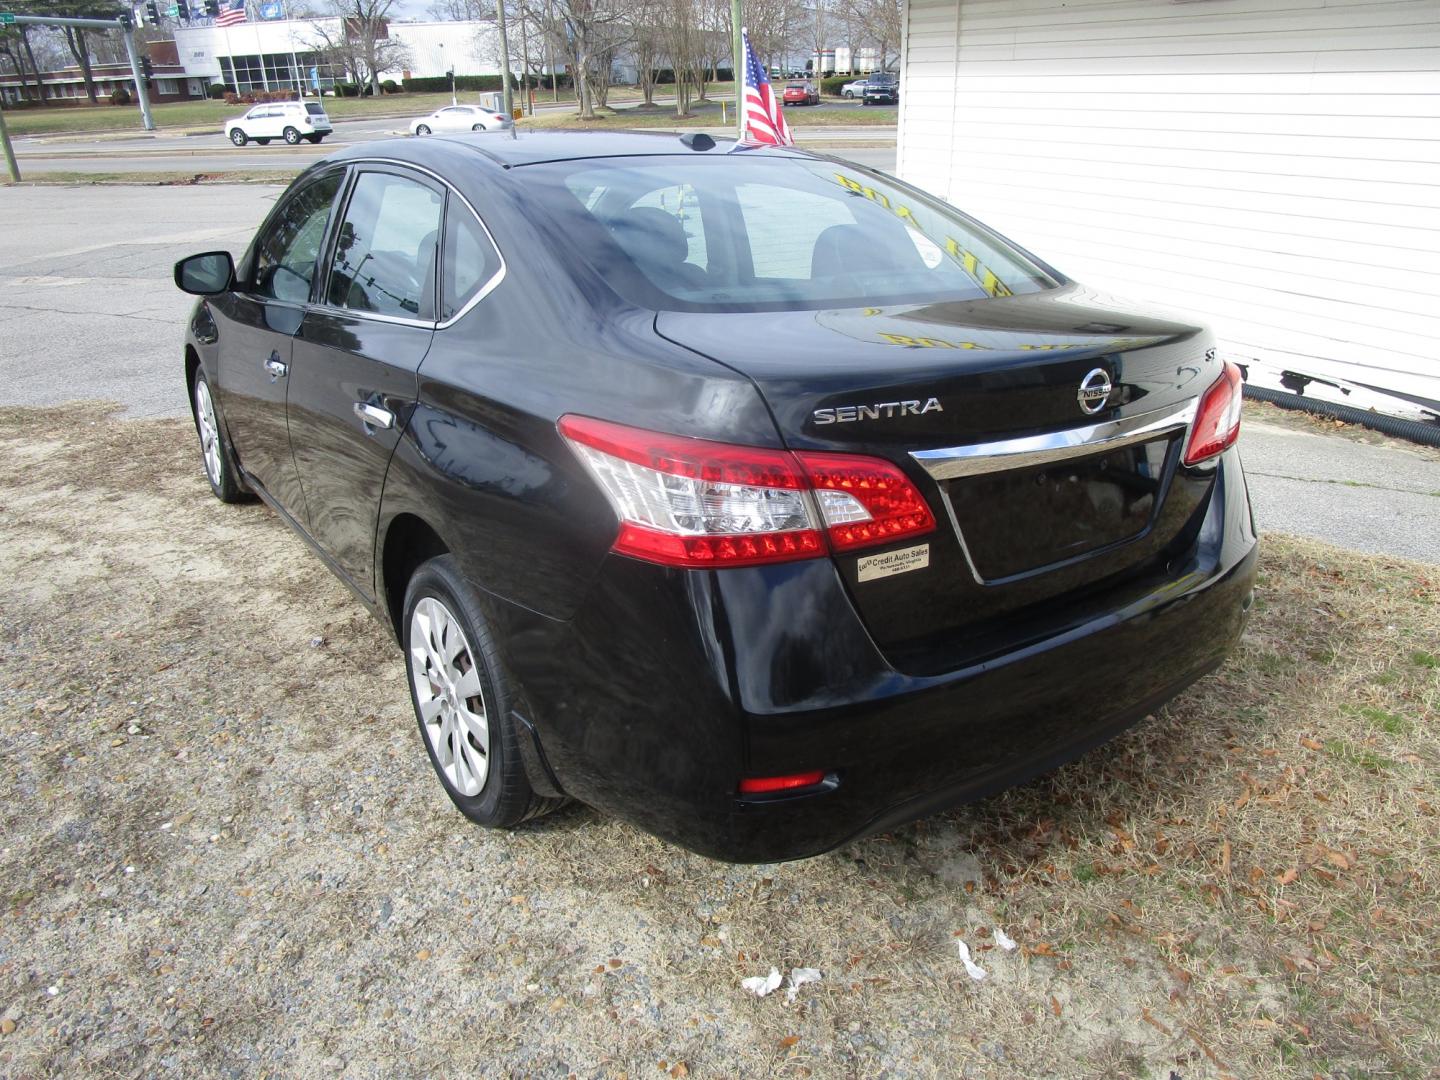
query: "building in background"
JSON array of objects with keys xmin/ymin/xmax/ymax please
[
  {"xmin": 171, "ymin": 18, "xmax": 501, "ymax": 93},
  {"xmin": 897, "ymin": 0, "xmax": 1439, "ymax": 418},
  {"xmin": 0, "ymin": 40, "xmax": 201, "ymax": 103}
]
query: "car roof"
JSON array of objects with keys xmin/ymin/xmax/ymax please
[{"xmin": 323, "ymin": 130, "xmax": 812, "ymax": 170}]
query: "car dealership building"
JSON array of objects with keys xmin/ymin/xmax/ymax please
[{"xmin": 897, "ymin": 0, "xmax": 1439, "ymax": 416}]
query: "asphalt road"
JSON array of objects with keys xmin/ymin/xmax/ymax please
[{"xmin": 2, "ymin": 182, "xmax": 1435, "ymax": 562}]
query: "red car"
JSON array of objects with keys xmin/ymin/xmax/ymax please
[{"xmin": 782, "ymin": 82, "xmax": 819, "ymax": 106}]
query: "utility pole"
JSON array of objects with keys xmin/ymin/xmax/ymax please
[
  {"xmin": 0, "ymin": 99, "xmax": 20, "ymax": 184},
  {"xmin": 495, "ymin": 0, "xmax": 513, "ymax": 120},
  {"xmin": 11, "ymin": 13, "xmax": 155, "ymax": 131},
  {"xmin": 731, "ymin": 0, "xmax": 743, "ymax": 139}
]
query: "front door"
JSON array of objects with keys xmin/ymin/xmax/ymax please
[
  {"xmin": 214, "ymin": 169, "xmax": 345, "ymax": 518},
  {"xmin": 287, "ymin": 166, "xmax": 445, "ymax": 598}
]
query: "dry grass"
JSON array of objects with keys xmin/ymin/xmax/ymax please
[{"xmin": 0, "ymin": 403, "xmax": 1435, "ymax": 1079}]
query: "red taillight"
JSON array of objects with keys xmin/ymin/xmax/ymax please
[
  {"xmin": 558, "ymin": 415, "xmax": 936, "ymax": 569},
  {"xmin": 738, "ymin": 770, "xmax": 826, "ymax": 794},
  {"xmin": 797, "ymin": 452, "xmax": 937, "ymax": 552},
  {"xmin": 1183, "ymin": 361, "xmax": 1244, "ymax": 466}
]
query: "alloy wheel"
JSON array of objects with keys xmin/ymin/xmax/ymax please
[
  {"xmin": 416, "ymin": 124, "xmax": 431, "ymax": 135},
  {"xmin": 194, "ymin": 377, "xmax": 222, "ymax": 487},
  {"xmin": 409, "ymin": 596, "xmax": 490, "ymax": 796}
]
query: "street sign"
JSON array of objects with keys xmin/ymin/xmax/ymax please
[
  {"xmin": 0, "ymin": 13, "xmax": 16, "ymax": 24},
  {"xmin": 167, "ymin": 5, "xmax": 180, "ymax": 15}
]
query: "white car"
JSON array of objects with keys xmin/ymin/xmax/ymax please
[
  {"xmin": 224, "ymin": 101, "xmax": 332, "ymax": 147},
  {"xmin": 411, "ymin": 104, "xmax": 513, "ymax": 136},
  {"xmin": 841, "ymin": 78, "xmax": 869, "ymax": 98}
]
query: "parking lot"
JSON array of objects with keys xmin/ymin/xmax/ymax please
[{"xmin": 1, "ymin": 183, "xmax": 1437, "ymax": 1078}]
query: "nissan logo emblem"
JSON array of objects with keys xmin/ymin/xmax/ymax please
[{"xmin": 1077, "ymin": 368, "xmax": 1113, "ymax": 415}]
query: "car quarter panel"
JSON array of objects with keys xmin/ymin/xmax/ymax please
[{"xmin": 374, "ymin": 162, "xmax": 782, "ymax": 624}]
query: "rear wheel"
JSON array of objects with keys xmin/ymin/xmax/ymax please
[
  {"xmin": 471, "ymin": 122, "xmax": 486, "ymax": 131},
  {"xmin": 403, "ymin": 556, "xmax": 562, "ymax": 828},
  {"xmin": 307, "ymin": 134, "xmax": 324, "ymax": 143},
  {"xmin": 191, "ymin": 370, "xmax": 250, "ymax": 503},
  {"xmin": 283, "ymin": 126, "xmax": 302, "ymax": 145},
  {"xmin": 228, "ymin": 128, "xmax": 247, "ymax": 146},
  {"xmin": 415, "ymin": 123, "xmax": 431, "ymax": 136}
]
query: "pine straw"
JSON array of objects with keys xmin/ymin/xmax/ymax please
[{"xmin": 0, "ymin": 404, "xmax": 1435, "ymax": 1079}]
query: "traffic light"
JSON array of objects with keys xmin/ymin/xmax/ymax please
[
  {"xmin": 144, "ymin": 1, "xmax": 159, "ymax": 22},
  {"xmin": 140, "ymin": 57, "xmax": 154, "ymax": 81}
]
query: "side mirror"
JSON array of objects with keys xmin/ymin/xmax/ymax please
[{"xmin": 174, "ymin": 251, "xmax": 235, "ymax": 295}]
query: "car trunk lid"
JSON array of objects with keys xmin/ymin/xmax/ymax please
[{"xmin": 655, "ymin": 286, "xmax": 1222, "ymax": 669}]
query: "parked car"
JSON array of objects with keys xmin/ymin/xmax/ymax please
[
  {"xmin": 224, "ymin": 101, "xmax": 331, "ymax": 146},
  {"xmin": 841, "ymin": 78, "xmax": 869, "ymax": 98},
  {"xmin": 411, "ymin": 104, "xmax": 513, "ymax": 136},
  {"xmin": 173, "ymin": 131, "xmax": 1257, "ymax": 863},
  {"xmin": 863, "ymin": 73, "xmax": 899, "ymax": 105},
  {"xmin": 782, "ymin": 81, "xmax": 820, "ymax": 106}
]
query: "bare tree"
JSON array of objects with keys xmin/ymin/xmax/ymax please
[
  {"xmin": 837, "ymin": 0, "xmax": 900, "ymax": 71},
  {"xmin": 23, "ymin": 0, "xmax": 127, "ymax": 103},
  {"xmin": 326, "ymin": 0, "xmax": 408, "ymax": 95},
  {"xmin": 542, "ymin": 0, "xmax": 628, "ymax": 120},
  {"xmin": 0, "ymin": 26, "xmax": 46, "ymax": 101}
]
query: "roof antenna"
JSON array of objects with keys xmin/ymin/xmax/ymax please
[{"xmin": 680, "ymin": 133, "xmax": 715, "ymax": 151}]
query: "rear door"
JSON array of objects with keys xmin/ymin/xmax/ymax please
[
  {"xmin": 287, "ymin": 165, "xmax": 445, "ymax": 598},
  {"xmin": 214, "ymin": 167, "xmax": 345, "ymax": 518}
]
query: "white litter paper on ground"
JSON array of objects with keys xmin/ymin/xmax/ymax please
[
  {"xmin": 742, "ymin": 968, "xmax": 783, "ymax": 997},
  {"xmin": 957, "ymin": 940, "xmax": 989, "ymax": 981},
  {"xmin": 786, "ymin": 967, "xmax": 822, "ymax": 1002},
  {"xmin": 993, "ymin": 928, "xmax": 1018, "ymax": 951}
]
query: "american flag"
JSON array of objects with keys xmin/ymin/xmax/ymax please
[
  {"xmin": 741, "ymin": 27, "xmax": 792, "ymax": 147},
  {"xmin": 216, "ymin": 0, "xmax": 247, "ymax": 26}
]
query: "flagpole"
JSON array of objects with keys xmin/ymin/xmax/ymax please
[{"xmin": 731, "ymin": 2, "xmax": 743, "ymax": 140}]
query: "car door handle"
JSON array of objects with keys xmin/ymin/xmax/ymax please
[
  {"xmin": 353, "ymin": 401, "xmax": 394, "ymax": 430},
  {"xmin": 264, "ymin": 356, "xmax": 288, "ymax": 380}
]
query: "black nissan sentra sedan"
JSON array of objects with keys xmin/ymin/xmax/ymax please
[{"xmin": 174, "ymin": 131, "xmax": 1257, "ymax": 862}]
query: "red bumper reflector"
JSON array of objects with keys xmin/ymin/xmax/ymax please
[{"xmin": 738, "ymin": 770, "xmax": 827, "ymax": 795}]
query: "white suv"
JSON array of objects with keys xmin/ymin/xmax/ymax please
[{"xmin": 224, "ymin": 101, "xmax": 333, "ymax": 147}]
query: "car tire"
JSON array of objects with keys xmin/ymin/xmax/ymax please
[
  {"xmin": 403, "ymin": 556, "xmax": 563, "ymax": 829},
  {"xmin": 229, "ymin": 128, "xmax": 247, "ymax": 146},
  {"xmin": 471, "ymin": 123, "xmax": 486, "ymax": 131},
  {"xmin": 843, "ymin": 90, "xmax": 853, "ymax": 98},
  {"xmin": 255, "ymin": 138, "xmax": 270, "ymax": 145},
  {"xmin": 191, "ymin": 369, "xmax": 251, "ymax": 503},
  {"xmin": 283, "ymin": 126, "xmax": 302, "ymax": 145},
  {"xmin": 307, "ymin": 134, "xmax": 324, "ymax": 143}
]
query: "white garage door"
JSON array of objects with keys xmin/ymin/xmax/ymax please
[{"xmin": 897, "ymin": 0, "xmax": 1440, "ymax": 410}]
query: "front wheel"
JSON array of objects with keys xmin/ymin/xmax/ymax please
[
  {"xmin": 283, "ymin": 126, "xmax": 301, "ymax": 145},
  {"xmin": 228, "ymin": 128, "xmax": 247, "ymax": 146},
  {"xmin": 471, "ymin": 122, "xmax": 486, "ymax": 131},
  {"xmin": 403, "ymin": 556, "xmax": 562, "ymax": 829},
  {"xmin": 191, "ymin": 370, "xmax": 250, "ymax": 503},
  {"xmin": 307, "ymin": 134, "xmax": 325, "ymax": 143},
  {"xmin": 415, "ymin": 123, "xmax": 431, "ymax": 136}
]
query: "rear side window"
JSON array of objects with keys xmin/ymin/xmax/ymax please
[
  {"xmin": 328, "ymin": 171, "xmax": 444, "ymax": 319},
  {"xmin": 440, "ymin": 197, "xmax": 502, "ymax": 321},
  {"xmin": 250, "ymin": 171, "xmax": 343, "ymax": 303},
  {"xmin": 305, "ymin": 103, "xmax": 325, "ymax": 116}
]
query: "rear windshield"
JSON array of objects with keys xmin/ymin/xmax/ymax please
[
  {"xmin": 521, "ymin": 154, "xmax": 1059, "ymax": 313},
  {"xmin": 305, "ymin": 103, "xmax": 326, "ymax": 116}
]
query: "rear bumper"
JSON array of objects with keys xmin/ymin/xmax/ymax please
[{"xmin": 497, "ymin": 449, "xmax": 1258, "ymax": 862}]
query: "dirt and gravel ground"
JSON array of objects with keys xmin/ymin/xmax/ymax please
[{"xmin": 1, "ymin": 404, "xmax": 1436, "ymax": 1079}]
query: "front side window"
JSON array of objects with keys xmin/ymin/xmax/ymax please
[
  {"xmin": 328, "ymin": 171, "xmax": 444, "ymax": 319},
  {"xmin": 250, "ymin": 171, "xmax": 343, "ymax": 303},
  {"xmin": 537, "ymin": 157, "xmax": 1058, "ymax": 312}
]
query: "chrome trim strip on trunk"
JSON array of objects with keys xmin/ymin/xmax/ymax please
[{"xmin": 910, "ymin": 399, "xmax": 1198, "ymax": 481}]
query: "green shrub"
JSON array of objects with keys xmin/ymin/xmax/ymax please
[
  {"xmin": 820, "ymin": 74, "xmax": 860, "ymax": 96},
  {"xmin": 401, "ymin": 74, "xmax": 518, "ymax": 94},
  {"xmin": 208, "ymin": 83, "xmax": 232, "ymax": 99},
  {"xmin": 381, "ymin": 79, "xmax": 400, "ymax": 94}
]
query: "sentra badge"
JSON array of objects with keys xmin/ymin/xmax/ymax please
[{"xmin": 813, "ymin": 397, "xmax": 943, "ymax": 425}]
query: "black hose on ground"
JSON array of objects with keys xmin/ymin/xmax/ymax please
[{"xmin": 1243, "ymin": 384, "xmax": 1440, "ymax": 449}]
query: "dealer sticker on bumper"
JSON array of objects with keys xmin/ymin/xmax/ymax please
[{"xmin": 856, "ymin": 544, "xmax": 930, "ymax": 582}]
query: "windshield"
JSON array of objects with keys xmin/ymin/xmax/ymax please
[{"xmin": 521, "ymin": 154, "xmax": 1060, "ymax": 313}]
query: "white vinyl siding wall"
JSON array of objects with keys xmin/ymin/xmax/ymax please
[{"xmin": 897, "ymin": 0, "xmax": 1440, "ymax": 404}]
